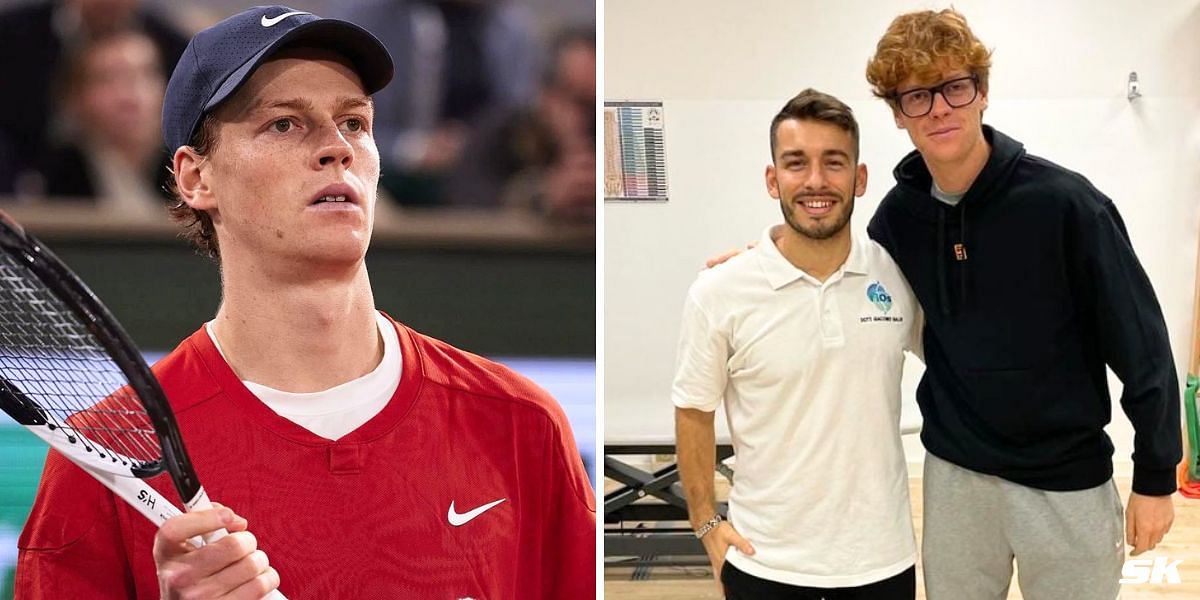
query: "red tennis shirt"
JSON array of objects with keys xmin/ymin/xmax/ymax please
[{"xmin": 16, "ymin": 316, "xmax": 596, "ymax": 599}]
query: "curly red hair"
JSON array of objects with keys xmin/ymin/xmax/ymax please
[{"xmin": 866, "ymin": 9, "xmax": 992, "ymax": 102}]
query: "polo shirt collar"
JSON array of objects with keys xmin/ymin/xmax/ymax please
[{"xmin": 756, "ymin": 225, "xmax": 869, "ymax": 290}]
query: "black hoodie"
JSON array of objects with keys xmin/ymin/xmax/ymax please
[{"xmin": 867, "ymin": 126, "xmax": 1181, "ymax": 496}]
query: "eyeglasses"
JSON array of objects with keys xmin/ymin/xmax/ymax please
[{"xmin": 891, "ymin": 75, "xmax": 979, "ymax": 118}]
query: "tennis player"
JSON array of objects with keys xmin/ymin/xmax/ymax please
[
  {"xmin": 16, "ymin": 6, "xmax": 595, "ymax": 599},
  {"xmin": 675, "ymin": 89, "xmax": 922, "ymax": 600},
  {"xmin": 865, "ymin": 9, "xmax": 1178, "ymax": 599}
]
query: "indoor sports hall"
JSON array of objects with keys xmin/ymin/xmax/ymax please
[
  {"xmin": 604, "ymin": 1, "xmax": 1200, "ymax": 598},
  {"xmin": 0, "ymin": 0, "xmax": 595, "ymax": 596}
]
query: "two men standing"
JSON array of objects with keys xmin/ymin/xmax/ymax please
[{"xmin": 676, "ymin": 8, "xmax": 1179, "ymax": 600}]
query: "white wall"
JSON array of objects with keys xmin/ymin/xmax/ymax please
[{"xmin": 603, "ymin": 0, "xmax": 1200, "ymax": 473}]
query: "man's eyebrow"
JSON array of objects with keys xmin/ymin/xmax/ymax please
[
  {"xmin": 247, "ymin": 98, "xmax": 314, "ymax": 115},
  {"xmin": 778, "ymin": 148, "xmax": 851, "ymax": 160},
  {"xmin": 245, "ymin": 96, "xmax": 374, "ymax": 115},
  {"xmin": 336, "ymin": 96, "xmax": 374, "ymax": 112}
]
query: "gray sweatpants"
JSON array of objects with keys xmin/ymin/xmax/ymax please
[{"xmin": 922, "ymin": 452, "xmax": 1124, "ymax": 600}]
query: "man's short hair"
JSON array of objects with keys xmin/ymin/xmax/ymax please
[
  {"xmin": 865, "ymin": 8, "xmax": 992, "ymax": 102},
  {"xmin": 769, "ymin": 89, "xmax": 860, "ymax": 161},
  {"xmin": 165, "ymin": 115, "xmax": 220, "ymax": 262}
]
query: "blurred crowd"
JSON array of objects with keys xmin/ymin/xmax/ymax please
[{"xmin": 0, "ymin": 0, "xmax": 595, "ymax": 223}]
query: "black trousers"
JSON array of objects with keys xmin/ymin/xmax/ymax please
[{"xmin": 721, "ymin": 561, "xmax": 916, "ymax": 600}]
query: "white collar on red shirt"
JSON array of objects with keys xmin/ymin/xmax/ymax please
[{"xmin": 204, "ymin": 310, "xmax": 402, "ymax": 440}]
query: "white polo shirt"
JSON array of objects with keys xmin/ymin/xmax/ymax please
[{"xmin": 672, "ymin": 225, "xmax": 921, "ymax": 588}]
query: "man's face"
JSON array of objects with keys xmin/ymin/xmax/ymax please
[
  {"xmin": 201, "ymin": 48, "xmax": 380, "ymax": 270},
  {"xmin": 73, "ymin": 34, "xmax": 163, "ymax": 150},
  {"xmin": 766, "ymin": 119, "xmax": 866, "ymax": 240},
  {"xmin": 892, "ymin": 68, "xmax": 988, "ymax": 167}
]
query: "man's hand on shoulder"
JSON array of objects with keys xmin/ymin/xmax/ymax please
[{"xmin": 705, "ymin": 241, "xmax": 758, "ymax": 269}]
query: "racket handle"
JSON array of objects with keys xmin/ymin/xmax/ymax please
[
  {"xmin": 200, "ymin": 525, "xmax": 230, "ymax": 545},
  {"xmin": 186, "ymin": 489, "xmax": 289, "ymax": 600},
  {"xmin": 185, "ymin": 488, "xmax": 230, "ymax": 544}
]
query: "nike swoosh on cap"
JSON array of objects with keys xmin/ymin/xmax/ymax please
[
  {"xmin": 261, "ymin": 11, "xmax": 311, "ymax": 27},
  {"xmin": 447, "ymin": 498, "xmax": 506, "ymax": 526}
]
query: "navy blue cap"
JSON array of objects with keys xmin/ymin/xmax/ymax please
[{"xmin": 162, "ymin": 5, "xmax": 394, "ymax": 152}]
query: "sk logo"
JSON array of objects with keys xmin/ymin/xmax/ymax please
[{"xmin": 867, "ymin": 282, "xmax": 892, "ymax": 314}]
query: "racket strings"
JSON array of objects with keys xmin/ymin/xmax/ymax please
[{"xmin": 0, "ymin": 255, "xmax": 163, "ymax": 469}]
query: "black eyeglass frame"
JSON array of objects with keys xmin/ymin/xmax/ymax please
[{"xmin": 890, "ymin": 74, "xmax": 980, "ymax": 118}]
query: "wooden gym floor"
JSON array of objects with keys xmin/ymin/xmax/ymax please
[{"xmin": 605, "ymin": 472, "xmax": 1200, "ymax": 599}]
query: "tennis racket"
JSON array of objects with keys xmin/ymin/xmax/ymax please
[{"xmin": 0, "ymin": 212, "xmax": 286, "ymax": 599}]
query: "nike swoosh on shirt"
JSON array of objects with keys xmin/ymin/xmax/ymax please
[
  {"xmin": 260, "ymin": 11, "xmax": 310, "ymax": 27},
  {"xmin": 447, "ymin": 498, "xmax": 506, "ymax": 526}
]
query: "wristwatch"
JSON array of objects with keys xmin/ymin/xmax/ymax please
[{"xmin": 695, "ymin": 514, "xmax": 723, "ymax": 539}]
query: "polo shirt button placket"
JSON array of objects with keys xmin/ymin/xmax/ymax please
[{"xmin": 820, "ymin": 284, "xmax": 844, "ymax": 345}]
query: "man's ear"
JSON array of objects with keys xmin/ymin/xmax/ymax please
[
  {"xmin": 173, "ymin": 146, "xmax": 216, "ymax": 211},
  {"xmin": 765, "ymin": 163, "xmax": 780, "ymax": 199}
]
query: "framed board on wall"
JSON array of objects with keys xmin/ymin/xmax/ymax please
[{"xmin": 604, "ymin": 101, "xmax": 668, "ymax": 202}]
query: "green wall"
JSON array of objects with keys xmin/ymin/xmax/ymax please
[{"xmin": 45, "ymin": 240, "xmax": 595, "ymax": 357}]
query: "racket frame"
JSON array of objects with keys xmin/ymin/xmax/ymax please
[
  {"xmin": 0, "ymin": 214, "xmax": 288, "ymax": 599},
  {"xmin": 0, "ymin": 214, "xmax": 203, "ymax": 510}
]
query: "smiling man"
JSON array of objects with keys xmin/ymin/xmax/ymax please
[
  {"xmin": 674, "ymin": 89, "xmax": 922, "ymax": 600},
  {"xmin": 865, "ymin": 9, "xmax": 1180, "ymax": 599},
  {"xmin": 16, "ymin": 6, "xmax": 594, "ymax": 599}
]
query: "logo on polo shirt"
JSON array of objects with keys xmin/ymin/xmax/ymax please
[
  {"xmin": 860, "ymin": 281, "xmax": 904, "ymax": 323},
  {"xmin": 866, "ymin": 281, "xmax": 892, "ymax": 314}
]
